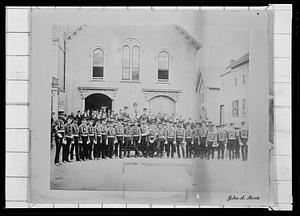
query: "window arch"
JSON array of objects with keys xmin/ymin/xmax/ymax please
[
  {"xmin": 158, "ymin": 51, "xmax": 169, "ymax": 82},
  {"xmin": 92, "ymin": 48, "xmax": 104, "ymax": 79},
  {"xmin": 122, "ymin": 45, "xmax": 130, "ymax": 80},
  {"xmin": 121, "ymin": 39, "xmax": 141, "ymax": 81}
]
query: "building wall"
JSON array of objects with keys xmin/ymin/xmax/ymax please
[
  {"xmin": 65, "ymin": 25, "xmax": 198, "ymax": 119},
  {"xmin": 205, "ymin": 88, "xmax": 221, "ymax": 124},
  {"xmin": 219, "ymin": 62, "xmax": 249, "ymax": 125}
]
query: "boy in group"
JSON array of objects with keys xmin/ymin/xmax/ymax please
[
  {"xmin": 192, "ymin": 122, "xmax": 201, "ymax": 158},
  {"xmin": 206, "ymin": 123, "xmax": 217, "ymax": 160},
  {"xmin": 64, "ymin": 116, "xmax": 73, "ymax": 163},
  {"xmin": 148, "ymin": 120, "xmax": 157, "ymax": 157},
  {"xmin": 185, "ymin": 122, "xmax": 193, "ymax": 159},
  {"xmin": 115, "ymin": 119, "xmax": 125, "ymax": 158},
  {"xmin": 156, "ymin": 122, "xmax": 166, "ymax": 158},
  {"xmin": 79, "ymin": 117, "xmax": 89, "ymax": 161},
  {"xmin": 107, "ymin": 120, "xmax": 116, "ymax": 159},
  {"xmin": 100, "ymin": 118, "xmax": 108, "ymax": 159},
  {"xmin": 239, "ymin": 121, "xmax": 249, "ymax": 161},
  {"xmin": 165, "ymin": 120, "xmax": 176, "ymax": 158},
  {"xmin": 176, "ymin": 121, "xmax": 185, "ymax": 159},
  {"xmin": 94, "ymin": 118, "xmax": 102, "ymax": 160},
  {"xmin": 216, "ymin": 125, "xmax": 227, "ymax": 160},
  {"xmin": 123, "ymin": 119, "xmax": 132, "ymax": 158},
  {"xmin": 71, "ymin": 118, "xmax": 81, "ymax": 161},
  {"xmin": 140, "ymin": 119, "xmax": 150, "ymax": 158},
  {"xmin": 131, "ymin": 120, "xmax": 141, "ymax": 157},
  {"xmin": 87, "ymin": 118, "xmax": 95, "ymax": 160},
  {"xmin": 227, "ymin": 123, "xmax": 237, "ymax": 160},
  {"xmin": 199, "ymin": 120, "xmax": 208, "ymax": 159}
]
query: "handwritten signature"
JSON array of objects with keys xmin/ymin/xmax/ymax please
[{"xmin": 227, "ymin": 195, "xmax": 260, "ymax": 202}]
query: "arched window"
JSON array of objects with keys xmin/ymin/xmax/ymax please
[
  {"xmin": 92, "ymin": 48, "xmax": 104, "ymax": 79},
  {"xmin": 122, "ymin": 39, "xmax": 141, "ymax": 81},
  {"xmin": 158, "ymin": 51, "xmax": 169, "ymax": 82},
  {"xmin": 122, "ymin": 45, "xmax": 130, "ymax": 80},
  {"xmin": 131, "ymin": 46, "xmax": 140, "ymax": 81}
]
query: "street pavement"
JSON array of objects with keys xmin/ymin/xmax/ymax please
[{"xmin": 50, "ymin": 146, "xmax": 248, "ymax": 193}]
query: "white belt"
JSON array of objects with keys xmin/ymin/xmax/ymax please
[
  {"xmin": 158, "ymin": 136, "xmax": 165, "ymax": 139},
  {"xmin": 97, "ymin": 135, "xmax": 102, "ymax": 137},
  {"xmin": 133, "ymin": 135, "xmax": 139, "ymax": 137},
  {"xmin": 142, "ymin": 134, "xmax": 148, "ymax": 136},
  {"xmin": 167, "ymin": 136, "xmax": 174, "ymax": 139},
  {"xmin": 73, "ymin": 134, "xmax": 79, "ymax": 137},
  {"xmin": 241, "ymin": 136, "xmax": 248, "ymax": 139},
  {"xmin": 117, "ymin": 135, "xmax": 124, "ymax": 137},
  {"xmin": 58, "ymin": 130, "xmax": 64, "ymax": 133},
  {"xmin": 149, "ymin": 136, "xmax": 155, "ymax": 138},
  {"xmin": 186, "ymin": 137, "xmax": 192, "ymax": 139},
  {"xmin": 101, "ymin": 133, "xmax": 107, "ymax": 135},
  {"xmin": 108, "ymin": 136, "xmax": 115, "ymax": 138},
  {"xmin": 125, "ymin": 135, "xmax": 131, "ymax": 137},
  {"xmin": 81, "ymin": 134, "xmax": 88, "ymax": 136},
  {"xmin": 228, "ymin": 138, "xmax": 236, "ymax": 140},
  {"xmin": 89, "ymin": 134, "xmax": 94, "ymax": 136},
  {"xmin": 65, "ymin": 135, "xmax": 72, "ymax": 138},
  {"xmin": 207, "ymin": 140, "xmax": 214, "ymax": 142},
  {"xmin": 177, "ymin": 136, "xmax": 183, "ymax": 138}
]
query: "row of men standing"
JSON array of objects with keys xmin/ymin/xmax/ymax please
[{"xmin": 52, "ymin": 115, "xmax": 249, "ymax": 165}]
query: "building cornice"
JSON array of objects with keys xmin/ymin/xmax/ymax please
[{"xmin": 170, "ymin": 25, "xmax": 201, "ymax": 51}]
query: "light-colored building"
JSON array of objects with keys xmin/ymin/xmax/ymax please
[
  {"xmin": 219, "ymin": 52, "xmax": 249, "ymax": 125},
  {"xmin": 51, "ymin": 25, "xmax": 203, "ymax": 120}
]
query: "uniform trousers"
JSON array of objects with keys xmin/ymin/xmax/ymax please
[
  {"xmin": 93, "ymin": 136, "xmax": 101, "ymax": 159},
  {"xmin": 240, "ymin": 138, "xmax": 248, "ymax": 161},
  {"xmin": 166, "ymin": 138, "xmax": 175, "ymax": 158},
  {"xmin": 176, "ymin": 138, "xmax": 185, "ymax": 159},
  {"xmin": 115, "ymin": 136, "xmax": 123, "ymax": 158},
  {"xmin": 101, "ymin": 135, "xmax": 107, "ymax": 159},
  {"xmin": 141, "ymin": 135, "xmax": 149, "ymax": 157},
  {"xmin": 132, "ymin": 136, "xmax": 140, "ymax": 156},
  {"xmin": 206, "ymin": 141, "xmax": 214, "ymax": 160},
  {"xmin": 80, "ymin": 136, "xmax": 87, "ymax": 160},
  {"xmin": 73, "ymin": 135, "xmax": 80, "ymax": 161},
  {"xmin": 155, "ymin": 138, "xmax": 165, "ymax": 157},
  {"xmin": 63, "ymin": 137, "xmax": 72, "ymax": 162},
  {"xmin": 107, "ymin": 137, "xmax": 114, "ymax": 158},
  {"xmin": 227, "ymin": 139, "xmax": 235, "ymax": 160},
  {"xmin": 88, "ymin": 136, "xmax": 94, "ymax": 160},
  {"xmin": 124, "ymin": 137, "xmax": 131, "ymax": 157},
  {"xmin": 217, "ymin": 141, "xmax": 225, "ymax": 159},
  {"xmin": 235, "ymin": 140, "xmax": 240, "ymax": 159},
  {"xmin": 54, "ymin": 134, "xmax": 62, "ymax": 164},
  {"xmin": 199, "ymin": 137, "xmax": 207, "ymax": 159},
  {"xmin": 148, "ymin": 137, "xmax": 156, "ymax": 157},
  {"xmin": 185, "ymin": 138, "xmax": 192, "ymax": 159}
]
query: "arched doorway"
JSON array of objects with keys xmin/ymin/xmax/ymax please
[
  {"xmin": 149, "ymin": 95, "xmax": 175, "ymax": 116},
  {"xmin": 85, "ymin": 93, "xmax": 112, "ymax": 112}
]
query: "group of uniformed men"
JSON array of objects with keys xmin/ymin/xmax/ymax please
[{"xmin": 51, "ymin": 107, "xmax": 249, "ymax": 166}]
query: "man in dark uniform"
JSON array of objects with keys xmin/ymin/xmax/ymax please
[
  {"xmin": 176, "ymin": 121, "xmax": 185, "ymax": 159},
  {"xmin": 94, "ymin": 118, "xmax": 102, "ymax": 160},
  {"xmin": 107, "ymin": 120, "xmax": 116, "ymax": 159},
  {"xmin": 239, "ymin": 121, "xmax": 249, "ymax": 161},
  {"xmin": 192, "ymin": 122, "xmax": 201, "ymax": 158},
  {"xmin": 234, "ymin": 126, "xmax": 241, "ymax": 160},
  {"xmin": 185, "ymin": 122, "xmax": 193, "ymax": 159},
  {"xmin": 131, "ymin": 120, "xmax": 141, "ymax": 157},
  {"xmin": 79, "ymin": 117, "xmax": 89, "ymax": 161},
  {"xmin": 206, "ymin": 124, "xmax": 216, "ymax": 160},
  {"xmin": 115, "ymin": 119, "xmax": 125, "ymax": 158},
  {"xmin": 71, "ymin": 118, "xmax": 80, "ymax": 161},
  {"xmin": 87, "ymin": 118, "xmax": 95, "ymax": 160},
  {"xmin": 156, "ymin": 122, "xmax": 166, "ymax": 158},
  {"xmin": 53, "ymin": 119, "xmax": 63, "ymax": 165},
  {"xmin": 227, "ymin": 123, "xmax": 237, "ymax": 160},
  {"xmin": 122, "ymin": 106, "xmax": 130, "ymax": 120},
  {"xmin": 100, "ymin": 118, "xmax": 108, "ymax": 159},
  {"xmin": 124, "ymin": 119, "xmax": 132, "ymax": 157},
  {"xmin": 165, "ymin": 120, "xmax": 176, "ymax": 158},
  {"xmin": 216, "ymin": 125, "xmax": 227, "ymax": 160},
  {"xmin": 63, "ymin": 116, "xmax": 73, "ymax": 163},
  {"xmin": 140, "ymin": 119, "xmax": 150, "ymax": 157},
  {"xmin": 148, "ymin": 120, "xmax": 157, "ymax": 157},
  {"xmin": 199, "ymin": 120, "xmax": 208, "ymax": 159}
]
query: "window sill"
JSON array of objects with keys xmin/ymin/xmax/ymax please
[
  {"xmin": 156, "ymin": 81, "xmax": 170, "ymax": 84},
  {"xmin": 120, "ymin": 80, "xmax": 141, "ymax": 83},
  {"xmin": 90, "ymin": 79, "xmax": 105, "ymax": 82}
]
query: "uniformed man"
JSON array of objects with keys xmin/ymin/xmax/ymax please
[
  {"xmin": 216, "ymin": 125, "xmax": 227, "ymax": 160},
  {"xmin": 139, "ymin": 107, "xmax": 149, "ymax": 123},
  {"xmin": 107, "ymin": 120, "xmax": 116, "ymax": 159},
  {"xmin": 234, "ymin": 126, "xmax": 241, "ymax": 160},
  {"xmin": 87, "ymin": 118, "xmax": 95, "ymax": 160},
  {"xmin": 199, "ymin": 120, "xmax": 208, "ymax": 159},
  {"xmin": 176, "ymin": 121, "xmax": 185, "ymax": 159},
  {"xmin": 227, "ymin": 123, "xmax": 237, "ymax": 160},
  {"xmin": 100, "ymin": 118, "xmax": 108, "ymax": 159},
  {"xmin": 239, "ymin": 121, "xmax": 249, "ymax": 161},
  {"xmin": 185, "ymin": 122, "xmax": 193, "ymax": 159},
  {"xmin": 148, "ymin": 120, "xmax": 157, "ymax": 157},
  {"xmin": 115, "ymin": 119, "xmax": 125, "ymax": 158},
  {"xmin": 52, "ymin": 119, "xmax": 63, "ymax": 165},
  {"xmin": 63, "ymin": 116, "xmax": 73, "ymax": 163},
  {"xmin": 206, "ymin": 124, "xmax": 217, "ymax": 160},
  {"xmin": 165, "ymin": 121, "xmax": 176, "ymax": 158},
  {"xmin": 79, "ymin": 117, "xmax": 89, "ymax": 160},
  {"xmin": 72, "ymin": 118, "xmax": 80, "ymax": 161},
  {"xmin": 124, "ymin": 119, "xmax": 132, "ymax": 157},
  {"xmin": 192, "ymin": 122, "xmax": 201, "ymax": 158},
  {"xmin": 122, "ymin": 106, "xmax": 130, "ymax": 120},
  {"xmin": 156, "ymin": 122, "xmax": 166, "ymax": 158},
  {"xmin": 140, "ymin": 119, "xmax": 150, "ymax": 157},
  {"xmin": 131, "ymin": 120, "xmax": 141, "ymax": 157},
  {"xmin": 94, "ymin": 118, "xmax": 102, "ymax": 160}
]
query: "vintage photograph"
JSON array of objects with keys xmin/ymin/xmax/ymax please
[{"xmin": 50, "ymin": 24, "xmax": 250, "ymax": 192}]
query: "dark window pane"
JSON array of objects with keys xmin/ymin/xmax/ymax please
[
  {"xmin": 158, "ymin": 69, "xmax": 169, "ymax": 80},
  {"xmin": 93, "ymin": 66, "xmax": 103, "ymax": 78},
  {"xmin": 132, "ymin": 68, "xmax": 139, "ymax": 81}
]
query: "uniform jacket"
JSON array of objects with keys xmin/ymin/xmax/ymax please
[
  {"xmin": 166, "ymin": 126, "xmax": 176, "ymax": 138},
  {"xmin": 217, "ymin": 129, "xmax": 227, "ymax": 142},
  {"xmin": 199, "ymin": 127, "xmax": 208, "ymax": 138},
  {"xmin": 72, "ymin": 123, "xmax": 79, "ymax": 136},
  {"xmin": 64, "ymin": 123, "xmax": 73, "ymax": 138},
  {"xmin": 79, "ymin": 123, "xmax": 89, "ymax": 136},
  {"xmin": 239, "ymin": 127, "xmax": 249, "ymax": 139}
]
